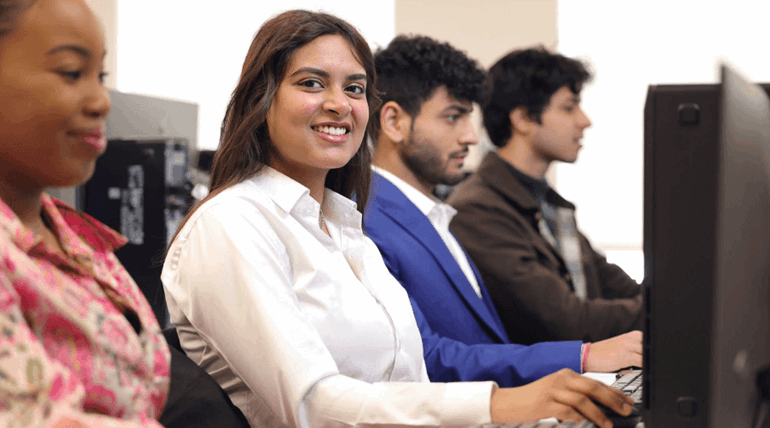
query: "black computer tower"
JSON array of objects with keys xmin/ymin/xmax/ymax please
[
  {"xmin": 643, "ymin": 83, "xmax": 770, "ymax": 428},
  {"xmin": 84, "ymin": 139, "xmax": 192, "ymax": 326}
]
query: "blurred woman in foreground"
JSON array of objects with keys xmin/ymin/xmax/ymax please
[{"xmin": 0, "ymin": 0, "xmax": 169, "ymax": 426}]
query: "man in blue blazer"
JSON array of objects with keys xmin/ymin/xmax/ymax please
[{"xmin": 364, "ymin": 35, "xmax": 642, "ymax": 387}]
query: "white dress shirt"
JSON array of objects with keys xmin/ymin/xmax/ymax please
[
  {"xmin": 373, "ymin": 167, "xmax": 483, "ymax": 298},
  {"xmin": 161, "ymin": 167, "xmax": 493, "ymax": 428}
]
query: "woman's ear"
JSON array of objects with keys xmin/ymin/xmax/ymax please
[
  {"xmin": 509, "ymin": 106, "xmax": 537, "ymax": 137},
  {"xmin": 379, "ymin": 101, "xmax": 412, "ymax": 145}
]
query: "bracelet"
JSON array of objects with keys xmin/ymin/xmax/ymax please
[{"xmin": 582, "ymin": 342, "xmax": 591, "ymax": 373}]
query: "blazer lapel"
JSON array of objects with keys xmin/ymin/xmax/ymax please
[{"xmin": 371, "ymin": 173, "xmax": 509, "ymax": 343}]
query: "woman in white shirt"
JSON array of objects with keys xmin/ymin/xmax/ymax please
[{"xmin": 161, "ymin": 9, "xmax": 634, "ymax": 428}]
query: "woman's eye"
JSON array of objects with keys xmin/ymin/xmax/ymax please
[
  {"xmin": 447, "ymin": 115, "xmax": 459, "ymax": 124},
  {"xmin": 99, "ymin": 72, "xmax": 109, "ymax": 84},
  {"xmin": 346, "ymin": 84, "xmax": 365, "ymax": 95},
  {"xmin": 60, "ymin": 70, "xmax": 82, "ymax": 81},
  {"xmin": 300, "ymin": 80, "xmax": 322, "ymax": 89}
]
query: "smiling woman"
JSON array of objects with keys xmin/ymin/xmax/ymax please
[
  {"xmin": 265, "ymin": 34, "xmax": 370, "ymax": 201},
  {"xmin": 0, "ymin": 0, "xmax": 110, "ymax": 193},
  {"xmin": 0, "ymin": 0, "xmax": 170, "ymax": 427},
  {"xmin": 160, "ymin": 9, "xmax": 634, "ymax": 428}
]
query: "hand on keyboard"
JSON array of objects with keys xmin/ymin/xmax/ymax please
[
  {"xmin": 489, "ymin": 368, "xmax": 636, "ymax": 428},
  {"xmin": 584, "ymin": 331, "xmax": 643, "ymax": 373}
]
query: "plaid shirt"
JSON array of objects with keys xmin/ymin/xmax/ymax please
[{"xmin": 0, "ymin": 194, "xmax": 169, "ymax": 427}]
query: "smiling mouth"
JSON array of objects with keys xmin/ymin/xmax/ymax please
[
  {"xmin": 68, "ymin": 130, "xmax": 107, "ymax": 152},
  {"xmin": 451, "ymin": 149, "xmax": 469, "ymax": 160},
  {"xmin": 312, "ymin": 125, "xmax": 350, "ymax": 136}
]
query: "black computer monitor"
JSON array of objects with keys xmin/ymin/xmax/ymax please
[{"xmin": 643, "ymin": 65, "xmax": 770, "ymax": 428}]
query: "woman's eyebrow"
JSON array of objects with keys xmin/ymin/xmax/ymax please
[
  {"xmin": 288, "ymin": 67, "xmax": 366, "ymax": 81},
  {"xmin": 47, "ymin": 44, "xmax": 91, "ymax": 58}
]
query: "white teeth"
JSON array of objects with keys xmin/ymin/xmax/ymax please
[{"xmin": 315, "ymin": 126, "xmax": 348, "ymax": 136}]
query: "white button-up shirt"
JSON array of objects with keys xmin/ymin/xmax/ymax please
[
  {"xmin": 373, "ymin": 167, "xmax": 483, "ymax": 298},
  {"xmin": 161, "ymin": 167, "xmax": 493, "ymax": 428}
]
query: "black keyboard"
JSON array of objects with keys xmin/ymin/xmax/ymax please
[
  {"xmin": 611, "ymin": 369, "xmax": 644, "ymax": 404},
  {"xmin": 482, "ymin": 422, "xmax": 596, "ymax": 428}
]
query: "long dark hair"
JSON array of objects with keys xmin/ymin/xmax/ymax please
[
  {"xmin": 173, "ymin": 10, "xmax": 379, "ymax": 246},
  {"xmin": 0, "ymin": 0, "xmax": 34, "ymax": 39}
]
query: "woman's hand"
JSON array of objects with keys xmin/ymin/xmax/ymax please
[
  {"xmin": 490, "ymin": 368, "xmax": 634, "ymax": 428},
  {"xmin": 585, "ymin": 330, "xmax": 643, "ymax": 373}
]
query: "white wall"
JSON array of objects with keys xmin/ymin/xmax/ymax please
[
  {"xmin": 115, "ymin": 0, "xmax": 396, "ymax": 151},
  {"xmin": 557, "ymin": 0, "xmax": 770, "ymax": 280},
  {"xmin": 85, "ymin": 0, "xmax": 117, "ymax": 88}
]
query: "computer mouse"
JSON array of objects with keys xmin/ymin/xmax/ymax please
[{"xmin": 593, "ymin": 401, "xmax": 641, "ymax": 428}]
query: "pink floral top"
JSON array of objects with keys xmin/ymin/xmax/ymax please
[{"xmin": 0, "ymin": 194, "xmax": 170, "ymax": 427}]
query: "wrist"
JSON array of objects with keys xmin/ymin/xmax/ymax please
[
  {"xmin": 489, "ymin": 384, "xmax": 508, "ymax": 424},
  {"xmin": 581, "ymin": 342, "xmax": 591, "ymax": 373}
]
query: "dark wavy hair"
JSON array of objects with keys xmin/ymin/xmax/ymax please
[
  {"xmin": 369, "ymin": 34, "xmax": 485, "ymax": 142},
  {"xmin": 0, "ymin": 0, "xmax": 34, "ymax": 39},
  {"xmin": 172, "ymin": 10, "xmax": 380, "ymax": 245},
  {"xmin": 483, "ymin": 46, "xmax": 591, "ymax": 148}
]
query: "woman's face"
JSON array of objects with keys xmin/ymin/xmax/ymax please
[
  {"xmin": 266, "ymin": 34, "xmax": 369, "ymax": 184},
  {"xmin": 0, "ymin": 0, "xmax": 111, "ymax": 191}
]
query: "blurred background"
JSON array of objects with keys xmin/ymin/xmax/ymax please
[{"xmin": 86, "ymin": 0, "xmax": 770, "ymax": 282}]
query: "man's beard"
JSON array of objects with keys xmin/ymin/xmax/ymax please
[{"xmin": 400, "ymin": 134, "xmax": 467, "ymax": 187}]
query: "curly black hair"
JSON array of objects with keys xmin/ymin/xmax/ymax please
[
  {"xmin": 483, "ymin": 46, "xmax": 591, "ymax": 148},
  {"xmin": 369, "ymin": 35, "xmax": 486, "ymax": 142}
]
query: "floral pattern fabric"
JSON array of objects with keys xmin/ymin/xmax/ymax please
[{"xmin": 0, "ymin": 194, "xmax": 170, "ymax": 427}]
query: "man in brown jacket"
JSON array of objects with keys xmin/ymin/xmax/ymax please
[{"xmin": 448, "ymin": 47, "xmax": 643, "ymax": 345}]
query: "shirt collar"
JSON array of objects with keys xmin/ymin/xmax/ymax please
[
  {"xmin": 0, "ymin": 193, "xmax": 125, "ymax": 258},
  {"xmin": 478, "ymin": 152, "xmax": 576, "ymax": 212},
  {"xmin": 42, "ymin": 194, "xmax": 92, "ymax": 260},
  {"xmin": 250, "ymin": 166, "xmax": 362, "ymax": 228},
  {"xmin": 372, "ymin": 167, "xmax": 458, "ymax": 231},
  {"xmin": 0, "ymin": 195, "xmax": 39, "ymax": 252},
  {"xmin": 372, "ymin": 166, "xmax": 439, "ymax": 218},
  {"xmin": 500, "ymin": 159, "xmax": 550, "ymax": 204},
  {"xmin": 45, "ymin": 195, "xmax": 127, "ymax": 256}
]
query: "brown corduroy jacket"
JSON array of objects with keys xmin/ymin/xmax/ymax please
[{"xmin": 447, "ymin": 152, "xmax": 643, "ymax": 345}]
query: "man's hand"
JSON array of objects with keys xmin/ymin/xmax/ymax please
[
  {"xmin": 585, "ymin": 330, "xmax": 643, "ymax": 373},
  {"xmin": 490, "ymin": 368, "xmax": 634, "ymax": 428}
]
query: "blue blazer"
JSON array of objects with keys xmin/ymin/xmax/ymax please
[{"xmin": 364, "ymin": 173, "xmax": 582, "ymax": 387}]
